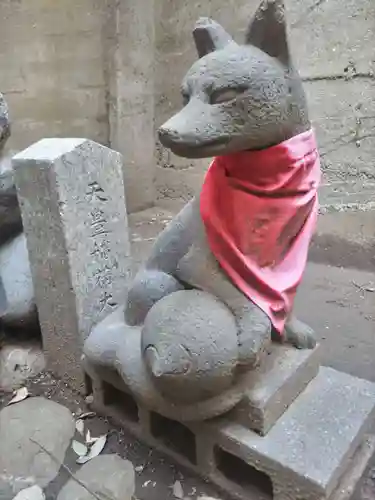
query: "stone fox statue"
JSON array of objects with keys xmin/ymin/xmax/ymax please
[{"xmin": 84, "ymin": 0, "xmax": 321, "ymax": 420}]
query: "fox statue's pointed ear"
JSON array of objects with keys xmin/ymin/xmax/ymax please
[
  {"xmin": 193, "ymin": 18, "xmax": 234, "ymax": 58},
  {"xmin": 245, "ymin": 0, "xmax": 290, "ymax": 65}
]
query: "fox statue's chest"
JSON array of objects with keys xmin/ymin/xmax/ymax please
[{"xmin": 174, "ymin": 204, "xmax": 232, "ymax": 294}]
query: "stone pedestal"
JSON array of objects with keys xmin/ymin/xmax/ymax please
[
  {"xmin": 13, "ymin": 139, "xmax": 131, "ymax": 391},
  {"xmin": 84, "ymin": 343, "xmax": 375, "ymax": 500}
]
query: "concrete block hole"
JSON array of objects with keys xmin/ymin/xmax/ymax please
[
  {"xmin": 214, "ymin": 446, "xmax": 273, "ymax": 497},
  {"xmin": 150, "ymin": 412, "xmax": 197, "ymax": 464},
  {"xmin": 85, "ymin": 373, "xmax": 93, "ymax": 396},
  {"xmin": 102, "ymin": 381, "xmax": 139, "ymax": 423}
]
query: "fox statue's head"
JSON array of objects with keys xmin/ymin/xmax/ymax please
[{"xmin": 158, "ymin": 0, "xmax": 309, "ymax": 158}]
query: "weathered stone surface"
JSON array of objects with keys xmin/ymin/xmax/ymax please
[
  {"xmin": 84, "ymin": 304, "xmax": 247, "ymax": 422},
  {"xmin": 105, "ymin": 0, "xmax": 156, "ymax": 212},
  {"xmin": 12, "ymin": 485, "xmax": 45, "ymax": 500},
  {"xmin": 205, "ymin": 367, "xmax": 375, "ymax": 500},
  {"xmin": 0, "ymin": 155, "xmax": 22, "ymax": 244},
  {"xmin": 0, "ymin": 397, "xmax": 74, "ymax": 497},
  {"xmin": 0, "ymin": 341, "xmax": 45, "ymax": 392},
  {"xmin": 305, "ymin": 78, "xmax": 375, "ymax": 208},
  {"xmin": 0, "ymin": 233, "xmax": 37, "ymax": 331},
  {"xmin": 230, "ymin": 343, "xmax": 320, "ymax": 435},
  {"xmin": 0, "ymin": 3, "xmax": 108, "ymax": 151},
  {"xmin": 57, "ymin": 454, "xmax": 135, "ymax": 500},
  {"xmin": 13, "ymin": 139, "xmax": 132, "ymax": 390},
  {"xmin": 288, "ymin": 0, "xmax": 375, "ymax": 76}
]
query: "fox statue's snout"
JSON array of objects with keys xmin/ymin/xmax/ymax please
[
  {"xmin": 158, "ymin": 1, "xmax": 310, "ymax": 159},
  {"xmin": 158, "ymin": 97, "xmax": 232, "ymax": 159}
]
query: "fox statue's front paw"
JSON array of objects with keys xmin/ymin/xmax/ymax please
[
  {"xmin": 125, "ymin": 269, "xmax": 184, "ymax": 326},
  {"xmin": 235, "ymin": 303, "xmax": 272, "ymax": 368},
  {"xmin": 237, "ymin": 334, "xmax": 261, "ymax": 369},
  {"xmin": 283, "ymin": 316, "xmax": 316, "ymax": 350},
  {"xmin": 237, "ymin": 322, "xmax": 271, "ymax": 369}
]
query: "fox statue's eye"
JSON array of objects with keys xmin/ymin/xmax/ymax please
[{"xmin": 210, "ymin": 88, "xmax": 245, "ymax": 104}]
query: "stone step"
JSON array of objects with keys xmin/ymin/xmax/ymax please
[
  {"xmin": 229, "ymin": 344, "xmax": 320, "ymax": 435},
  {"xmin": 195, "ymin": 367, "xmax": 375, "ymax": 500},
  {"xmin": 86, "ymin": 365, "xmax": 375, "ymax": 500}
]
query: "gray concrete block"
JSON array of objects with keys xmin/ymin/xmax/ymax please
[
  {"xmin": 86, "ymin": 364, "xmax": 375, "ymax": 500},
  {"xmin": 229, "ymin": 344, "xmax": 320, "ymax": 435},
  {"xmin": 13, "ymin": 139, "xmax": 131, "ymax": 390},
  {"xmin": 206, "ymin": 367, "xmax": 375, "ymax": 500}
]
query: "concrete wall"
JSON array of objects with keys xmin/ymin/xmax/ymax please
[
  {"xmin": 103, "ymin": 0, "xmax": 155, "ymax": 212},
  {"xmin": 155, "ymin": 0, "xmax": 375, "ymax": 211},
  {"xmin": 0, "ymin": 0, "xmax": 155, "ymax": 213},
  {"xmin": 0, "ymin": 0, "xmax": 107, "ymax": 150},
  {"xmin": 0, "ymin": 0, "xmax": 374, "ymax": 212}
]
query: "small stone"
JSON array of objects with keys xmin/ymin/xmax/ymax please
[
  {"xmin": 57, "ymin": 454, "xmax": 135, "ymax": 500},
  {"xmin": 0, "ymin": 342, "xmax": 45, "ymax": 392},
  {"xmin": 12, "ymin": 485, "xmax": 45, "ymax": 500},
  {"xmin": 85, "ymin": 394, "xmax": 94, "ymax": 405},
  {"xmin": 173, "ymin": 480, "xmax": 184, "ymax": 499},
  {"xmin": 0, "ymin": 397, "xmax": 75, "ymax": 495},
  {"xmin": 197, "ymin": 497, "xmax": 222, "ymax": 500}
]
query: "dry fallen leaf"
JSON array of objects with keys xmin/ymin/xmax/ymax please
[
  {"xmin": 352, "ymin": 281, "xmax": 375, "ymax": 293},
  {"xmin": 72, "ymin": 440, "xmax": 88, "ymax": 457},
  {"xmin": 13, "ymin": 485, "xmax": 45, "ymax": 500},
  {"xmin": 75, "ymin": 419, "xmax": 84, "ymax": 435},
  {"xmin": 85, "ymin": 429, "xmax": 99, "ymax": 445},
  {"xmin": 76, "ymin": 434, "xmax": 107, "ymax": 464},
  {"xmin": 78, "ymin": 411, "xmax": 96, "ymax": 419},
  {"xmin": 173, "ymin": 480, "xmax": 184, "ymax": 499},
  {"xmin": 7, "ymin": 387, "xmax": 29, "ymax": 406}
]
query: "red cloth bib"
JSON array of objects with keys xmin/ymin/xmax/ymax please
[{"xmin": 200, "ymin": 129, "xmax": 321, "ymax": 333}]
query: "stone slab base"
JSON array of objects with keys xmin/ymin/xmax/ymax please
[
  {"xmin": 83, "ymin": 342, "xmax": 320, "ymax": 433},
  {"xmin": 85, "ymin": 366, "xmax": 375, "ymax": 500},
  {"xmin": 229, "ymin": 343, "xmax": 320, "ymax": 435}
]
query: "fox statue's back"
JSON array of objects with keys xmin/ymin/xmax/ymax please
[{"xmin": 84, "ymin": 0, "xmax": 321, "ymax": 420}]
